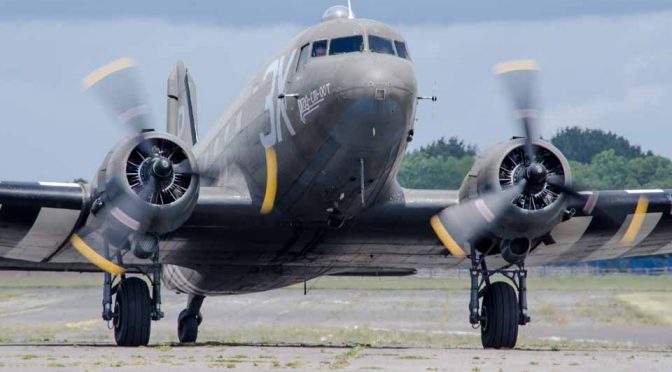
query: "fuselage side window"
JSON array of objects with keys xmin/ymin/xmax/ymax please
[
  {"xmin": 312, "ymin": 40, "xmax": 328, "ymax": 57},
  {"xmin": 369, "ymin": 35, "xmax": 395, "ymax": 55},
  {"xmin": 296, "ymin": 43, "xmax": 311, "ymax": 72},
  {"xmin": 394, "ymin": 41, "xmax": 410, "ymax": 60},
  {"xmin": 329, "ymin": 35, "xmax": 364, "ymax": 55}
]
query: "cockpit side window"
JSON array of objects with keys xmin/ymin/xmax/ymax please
[
  {"xmin": 394, "ymin": 41, "xmax": 410, "ymax": 60},
  {"xmin": 369, "ymin": 35, "xmax": 395, "ymax": 55},
  {"xmin": 296, "ymin": 43, "xmax": 310, "ymax": 72},
  {"xmin": 329, "ymin": 35, "xmax": 364, "ymax": 55},
  {"xmin": 312, "ymin": 40, "xmax": 328, "ymax": 57}
]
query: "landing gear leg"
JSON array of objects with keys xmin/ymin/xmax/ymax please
[
  {"xmin": 149, "ymin": 258, "xmax": 164, "ymax": 321},
  {"xmin": 102, "ymin": 271, "xmax": 114, "ymax": 321},
  {"xmin": 468, "ymin": 248, "xmax": 530, "ymax": 349},
  {"xmin": 178, "ymin": 294, "xmax": 204, "ymax": 343}
]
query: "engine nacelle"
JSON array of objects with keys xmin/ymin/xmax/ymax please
[
  {"xmin": 91, "ymin": 132, "xmax": 199, "ymax": 243},
  {"xmin": 459, "ymin": 138, "xmax": 571, "ymax": 245}
]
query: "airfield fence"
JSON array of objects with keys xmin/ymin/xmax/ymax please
[{"xmin": 416, "ymin": 266, "xmax": 672, "ymax": 279}]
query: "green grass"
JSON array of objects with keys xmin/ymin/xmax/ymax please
[
  {"xmin": 330, "ymin": 345, "xmax": 364, "ymax": 370},
  {"xmin": 0, "ymin": 273, "xmax": 100, "ymax": 289}
]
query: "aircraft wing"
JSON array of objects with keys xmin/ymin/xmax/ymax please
[
  {"xmin": 343, "ymin": 187, "xmax": 672, "ymax": 269},
  {"xmin": 0, "ymin": 181, "xmax": 256, "ymax": 272},
  {"xmin": 527, "ymin": 189, "xmax": 672, "ymax": 266}
]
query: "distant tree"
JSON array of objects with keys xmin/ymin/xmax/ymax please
[
  {"xmin": 551, "ymin": 126, "xmax": 651, "ymax": 163},
  {"xmin": 397, "ymin": 130, "xmax": 672, "ymax": 191},
  {"xmin": 415, "ymin": 137, "xmax": 477, "ymax": 159},
  {"xmin": 398, "ymin": 152, "xmax": 475, "ymax": 189},
  {"xmin": 570, "ymin": 150, "xmax": 672, "ymax": 190}
]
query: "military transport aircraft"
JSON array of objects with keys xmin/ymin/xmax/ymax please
[{"xmin": 1, "ymin": 4, "xmax": 670, "ymax": 349}]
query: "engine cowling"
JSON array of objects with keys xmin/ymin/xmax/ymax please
[
  {"xmin": 91, "ymin": 132, "xmax": 199, "ymax": 244},
  {"xmin": 459, "ymin": 138, "xmax": 571, "ymax": 247}
]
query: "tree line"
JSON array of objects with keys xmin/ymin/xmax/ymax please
[{"xmin": 398, "ymin": 127, "xmax": 672, "ymax": 190}]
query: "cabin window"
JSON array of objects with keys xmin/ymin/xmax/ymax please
[
  {"xmin": 329, "ymin": 35, "xmax": 364, "ymax": 55},
  {"xmin": 395, "ymin": 41, "xmax": 410, "ymax": 60},
  {"xmin": 312, "ymin": 40, "xmax": 328, "ymax": 57},
  {"xmin": 296, "ymin": 43, "xmax": 310, "ymax": 72},
  {"xmin": 369, "ymin": 35, "xmax": 395, "ymax": 55}
]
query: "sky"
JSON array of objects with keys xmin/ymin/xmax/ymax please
[{"xmin": 1, "ymin": 1, "xmax": 671, "ymax": 181}]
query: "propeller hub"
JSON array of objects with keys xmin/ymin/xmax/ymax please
[
  {"xmin": 150, "ymin": 157, "xmax": 173, "ymax": 179},
  {"xmin": 525, "ymin": 163, "xmax": 547, "ymax": 185}
]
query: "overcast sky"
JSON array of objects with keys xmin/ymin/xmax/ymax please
[{"xmin": 1, "ymin": 1, "xmax": 671, "ymax": 180}]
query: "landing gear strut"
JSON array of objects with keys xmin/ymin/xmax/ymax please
[
  {"xmin": 102, "ymin": 257, "xmax": 164, "ymax": 346},
  {"xmin": 468, "ymin": 247, "xmax": 530, "ymax": 349},
  {"xmin": 178, "ymin": 294, "xmax": 205, "ymax": 343}
]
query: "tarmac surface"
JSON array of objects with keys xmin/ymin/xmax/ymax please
[
  {"xmin": 0, "ymin": 345, "xmax": 670, "ymax": 371},
  {"xmin": 0, "ymin": 273, "xmax": 670, "ymax": 371}
]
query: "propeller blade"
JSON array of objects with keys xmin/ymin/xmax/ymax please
[
  {"xmin": 432, "ymin": 182, "xmax": 526, "ymax": 257},
  {"xmin": 495, "ymin": 60, "xmax": 540, "ymax": 163},
  {"xmin": 82, "ymin": 57, "xmax": 155, "ymax": 134}
]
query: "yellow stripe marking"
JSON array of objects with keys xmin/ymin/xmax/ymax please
[
  {"xmin": 430, "ymin": 215, "xmax": 466, "ymax": 257},
  {"xmin": 70, "ymin": 234, "xmax": 126, "ymax": 275},
  {"xmin": 82, "ymin": 57, "xmax": 134, "ymax": 89},
  {"xmin": 260, "ymin": 147, "xmax": 278, "ymax": 215},
  {"xmin": 494, "ymin": 60, "xmax": 539, "ymax": 74},
  {"xmin": 621, "ymin": 196, "xmax": 649, "ymax": 244}
]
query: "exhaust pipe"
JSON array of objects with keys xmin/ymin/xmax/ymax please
[{"xmin": 500, "ymin": 238, "xmax": 531, "ymax": 264}]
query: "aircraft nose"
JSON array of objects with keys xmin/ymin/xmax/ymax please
[
  {"xmin": 336, "ymin": 55, "xmax": 416, "ymax": 97},
  {"xmin": 327, "ymin": 55, "xmax": 417, "ymax": 152}
]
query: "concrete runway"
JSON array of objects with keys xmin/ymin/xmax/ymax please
[
  {"xmin": 0, "ymin": 345, "xmax": 670, "ymax": 371},
  {"xmin": 0, "ymin": 274, "xmax": 670, "ymax": 371}
]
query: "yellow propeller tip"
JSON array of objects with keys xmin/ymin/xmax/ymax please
[
  {"xmin": 70, "ymin": 234, "xmax": 126, "ymax": 275},
  {"xmin": 81, "ymin": 57, "xmax": 135, "ymax": 90},
  {"xmin": 430, "ymin": 215, "xmax": 467, "ymax": 258},
  {"xmin": 494, "ymin": 60, "xmax": 539, "ymax": 75}
]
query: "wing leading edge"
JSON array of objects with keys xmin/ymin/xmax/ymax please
[
  {"xmin": 343, "ymin": 187, "xmax": 672, "ymax": 269},
  {"xmin": 0, "ymin": 181, "xmax": 258, "ymax": 272}
]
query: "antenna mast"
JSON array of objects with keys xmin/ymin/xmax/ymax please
[{"xmin": 347, "ymin": 0, "xmax": 354, "ymax": 19}]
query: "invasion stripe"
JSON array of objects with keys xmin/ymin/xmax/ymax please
[
  {"xmin": 583, "ymin": 192, "xmax": 599, "ymax": 215},
  {"xmin": 526, "ymin": 216, "xmax": 593, "ymax": 266},
  {"xmin": 626, "ymin": 189, "xmax": 664, "ymax": 194},
  {"xmin": 38, "ymin": 182, "xmax": 81, "ymax": 188},
  {"xmin": 618, "ymin": 217, "xmax": 672, "ymax": 258},
  {"xmin": 0, "ymin": 205, "xmax": 41, "ymax": 254}
]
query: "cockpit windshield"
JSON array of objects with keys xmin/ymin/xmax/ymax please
[
  {"xmin": 394, "ymin": 41, "xmax": 410, "ymax": 60},
  {"xmin": 302, "ymin": 34, "xmax": 410, "ymax": 61},
  {"xmin": 312, "ymin": 40, "xmax": 328, "ymax": 57},
  {"xmin": 369, "ymin": 35, "xmax": 395, "ymax": 55},
  {"xmin": 329, "ymin": 35, "xmax": 364, "ymax": 55}
]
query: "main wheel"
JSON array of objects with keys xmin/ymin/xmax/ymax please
[
  {"xmin": 177, "ymin": 309, "xmax": 200, "ymax": 343},
  {"xmin": 114, "ymin": 277, "xmax": 151, "ymax": 346},
  {"xmin": 480, "ymin": 281, "xmax": 519, "ymax": 349}
]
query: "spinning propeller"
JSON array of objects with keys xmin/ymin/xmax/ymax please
[
  {"xmin": 431, "ymin": 60, "xmax": 583, "ymax": 259},
  {"xmin": 71, "ymin": 58, "xmax": 200, "ymax": 274}
]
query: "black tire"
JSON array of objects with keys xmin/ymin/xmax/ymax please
[
  {"xmin": 177, "ymin": 309, "xmax": 199, "ymax": 343},
  {"xmin": 114, "ymin": 277, "xmax": 151, "ymax": 346},
  {"xmin": 480, "ymin": 281, "xmax": 519, "ymax": 349}
]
